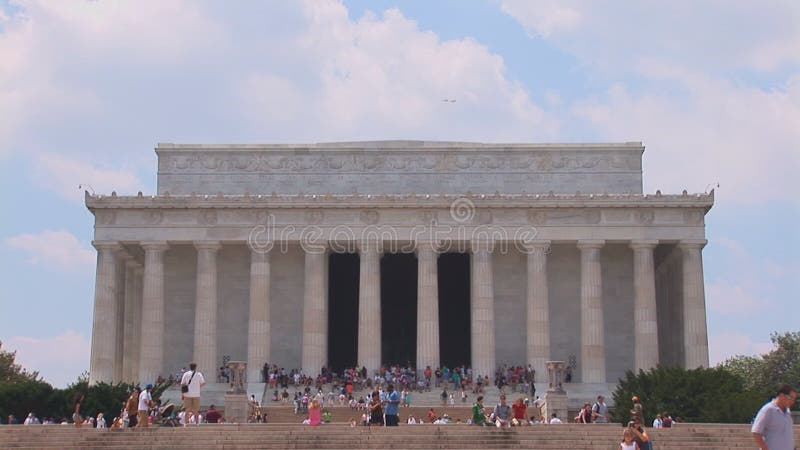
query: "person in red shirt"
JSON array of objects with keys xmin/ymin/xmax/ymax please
[
  {"xmin": 204, "ymin": 405, "xmax": 222, "ymax": 424},
  {"xmin": 512, "ymin": 398, "xmax": 527, "ymax": 425},
  {"xmin": 427, "ymin": 408, "xmax": 436, "ymax": 423}
]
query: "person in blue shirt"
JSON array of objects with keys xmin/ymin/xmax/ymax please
[{"xmin": 384, "ymin": 383, "xmax": 401, "ymax": 426}]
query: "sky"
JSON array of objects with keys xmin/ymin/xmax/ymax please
[{"xmin": 0, "ymin": 0, "xmax": 798, "ymax": 388}]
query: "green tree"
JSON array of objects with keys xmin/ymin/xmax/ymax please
[
  {"xmin": 611, "ymin": 366, "xmax": 764, "ymax": 424},
  {"xmin": 59, "ymin": 378, "xmax": 135, "ymax": 423},
  {"xmin": 0, "ymin": 379, "xmax": 55, "ymax": 423},
  {"xmin": 721, "ymin": 331, "xmax": 800, "ymax": 409},
  {"xmin": 0, "ymin": 341, "xmax": 39, "ymax": 383}
]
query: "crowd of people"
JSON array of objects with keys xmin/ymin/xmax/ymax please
[
  {"xmin": 259, "ymin": 362, "xmax": 539, "ymax": 396},
  {"xmin": 7, "ymin": 355, "xmax": 796, "ymax": 450}
]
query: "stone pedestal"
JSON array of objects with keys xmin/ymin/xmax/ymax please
[
  {"xmin": 223, "ymin": 394, "xmax": 248, "ymax": 424},
  {"xmin": 223, "ymin": 361, "xmax": 248, "ymax": 423},
  {"xmin": 226, "ymin": 360, "xmax": 247, "ymax": 394},
  {"xmin": 543, "ymin": 361, "xmax": 568, "ymax": 422},
  {"xmin": 543, "ymin": 391, "xmax": 568, "ymax": 423},
  {"xmin": 545, "ymin": 360, "xmax": 566, "ymax": 393}
]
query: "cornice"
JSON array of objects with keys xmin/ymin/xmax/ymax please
[
  {"xmin": 85, "ymin": 190, "xmax": 714, "ymax": 211},
  {"xmin": 155, "ymin": 141, "xmax": 644, "ymax": 153}
]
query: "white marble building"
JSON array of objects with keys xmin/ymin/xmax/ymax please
[{"xmin": 86, "ymin": 141, "xmax": 712, "ymax": 390}]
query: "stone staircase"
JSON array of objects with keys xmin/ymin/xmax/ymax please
[
  {"xmin": 2, "ymin": 423, "xmax": 799, "ymax": 450},
  {"xmin": 263, "ymin": 406, "xmax": 476, "ymax": 424},
  {"xmin": 159, "ymin": 380, "xmax": 620, "ymax": 414}
]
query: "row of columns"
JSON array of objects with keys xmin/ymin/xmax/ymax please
[{"xmin": 88, "ymin": 239, "xmax": 708, "ymax": 385}]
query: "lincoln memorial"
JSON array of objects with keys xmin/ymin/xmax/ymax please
[{"xmin": 86, "ymin": 141, "xmax": 713, "ymax": 391}]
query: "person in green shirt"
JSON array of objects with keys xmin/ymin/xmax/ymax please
[{"xmin": 472, "ymin": 395, "xmax": 487, "ymax": 426}]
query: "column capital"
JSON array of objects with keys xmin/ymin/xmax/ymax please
[
  {"xmin": 470, "ymin": 240, "xmax": 494, "ymax": 253},
  {"xmin": 92, "ymin": 240, "xmax": 121, "ymax": 252},
  {"xmin": 415, "ymin": 241, "xmax": 440, "ymax": 255},
  {"xmin": 300, "ymin": 241, "xmax": 329, "ymax": 255},
  {"xmin": 194, "ymin": 241, "xmax": 222, "ymax": 252},
  {"xmin": 140, "ymin": 241, "xmax": 169, "ymax": 252},
  {"xmin": 678, "ymin": 239, "xmax": 707, "ymax": 250},
  {"xmin": 577, "ymin": 239, "xmax": 605, "ymax": 250},
  {"xmin": 521, "ymin": 240, "xmax": 551, "ymax": 253},
  {"xmin": 357, "ymin": 240, "xmax": 382, "ymax": 253},
  {"xmin": 249, "ymin": 242, "xmax": 273, "ymax": 256},
  {"xmin": 630, "ymin": 240, "xmax": 659, "ymax": 250}
]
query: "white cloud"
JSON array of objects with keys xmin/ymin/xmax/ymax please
[
  {"xmin": 5, "ymin": 230, "xmax": 95, "ymax": 271},
  {"xmin": 0, "ymin": 1, "xmax": 222, "ymax": 159},
  {"xmin": 3, "ymin": 331, "xmax": 90, "ymax": 388},
  {"xmin": 499, "ymin": 0, "xmax": 800, "ymax": 73},
  {"xmin": 33, "ymin": 154, "xmax": 142, "ymax": 202},
  {"xmin": 0, "ymin": 0, "xmax": 559, "ymax": 166},
  {"xmin": 709, "ymin": 331, "xmax": 773, "ymax": 366},
  {"xmin": 571, "ymin": 75, "xmax": 800, "ymax": 203},
  {"xmin": 233, "ymin": 2, "xmax": 559, "ymax": 141},
  {"xmin": 706, "ymin": 283, "xmax": 764, "ymax": 316},
  {"xmin": 499, "ymin": 0, "xmax": 583, "ymax": 37},
  {"xmin": 705, "ymin": 236, "xmax": 798, "ymax": 316},
  {"xmin": 498, "ymin": 2, "xmax": 800, "ymax": 205}
]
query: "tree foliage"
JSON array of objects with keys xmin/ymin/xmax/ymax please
[
  {"xmin": 611, "ymin": 366, "xmax": 764, "ymax": 424},
  {"xmin": 0, "ymin": 347, "xmax": 175, "ymax": 424},
  {"xmin": 721, "ymin": 331, "xmax": 800, "ymax": 409},
  {"xmin": 0, "ymin": 341, "xmax": 39, "ymax": 383}
]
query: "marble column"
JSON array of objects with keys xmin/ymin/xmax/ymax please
[
  {"xmin": 416, "ymin": 241, "xmax": 439, "ymax": 372},
  {"xmin": 128, "ymin": 265, "xmax": 144, "ymax": 383},
  {"xmin": 525, "ymin": 241, "xmax": 551, "ymax": 379},
  {"xmin": 89, "ymin": 241, "xmax": 121, "ymax": 385},
  {"xmin": 302, "ymin": 246, "xmax": 328, "ymax": 376},
  {"xmin": 358, "ymin": 241, "xmax": 381, "ymax": 374},
  {"xmin": 631, "ymin": 240, "xmax": 660, "ymax": 372},
  {"xmin": 113, "ymin": 252, "xmax": 129, "ymax": 383},
  {"xmin": 470, "ymin": 241, "xmax": 495, "ymax": 379},
  {"xmin": 680, "ymin": 240, "xmax": 709, "ymax": 368},
  {"xmin": 193, "ymin": 241, "xmax": 221, "ymax": 377},
  {"xmin": 121, "ymin": 258, "xmax": 140, "ymax": 382},
  {"xmin": 139, "ymin": 241, "xmax": 168, "ymax": 384},
  {"xmin": 247, "ymin": 247, "xmax": 271, "ymax": 383},
  {"xmin": 578, "ymin": 240, "xmax": 606, "ymax": 383}
]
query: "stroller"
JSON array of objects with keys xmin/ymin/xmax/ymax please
[{"xmin": 159, "ymin": 403, "xmax": 180, "ymax": 427}]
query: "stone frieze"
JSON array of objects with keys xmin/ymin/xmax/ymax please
[{"xmin": 157, "ymin": 151, "xmax": 642, "ymax": 174}]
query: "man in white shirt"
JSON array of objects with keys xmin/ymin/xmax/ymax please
[
  {"xmin": 549, "ymin": 413, "xmax": 562, "ymax": 424},
  {"xmin": 180, "ymin": 362, "xmax": 207, "ymax": 427},
  {"xmin": 137, "ymin": 384, "xmax": 153, "ymax": 428},
  {"xmin": 752, "ymin": 383, "xmax": 796, "ymax": 450},
  {"xmin": 592, "ymin": 395, "xmax": 609, "ymax": 423}
]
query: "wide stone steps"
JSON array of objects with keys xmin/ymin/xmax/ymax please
[
  {"xmin": 261, "ymin": 405, "xmax": 475, "ymax": 424},
  {"xmin": 3, "ymin": 424, "xmax": 799, "ymax": 450}
]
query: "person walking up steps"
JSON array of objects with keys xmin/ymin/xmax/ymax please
[{"xmin": 180, "ymin": 362, "xmax": 207, "ymax": 427}]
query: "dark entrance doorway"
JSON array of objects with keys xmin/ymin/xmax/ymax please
[
  {"xmin": 438, "ymin": 252, "xmax": 471, "ymax": 368},
  {"xmin": 327, "ymin": 252, "xmax": 359, "ymax": 373},
  {"xmin": 380, "ymin": 253, "xmax": 418, "ymax": 366}
]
